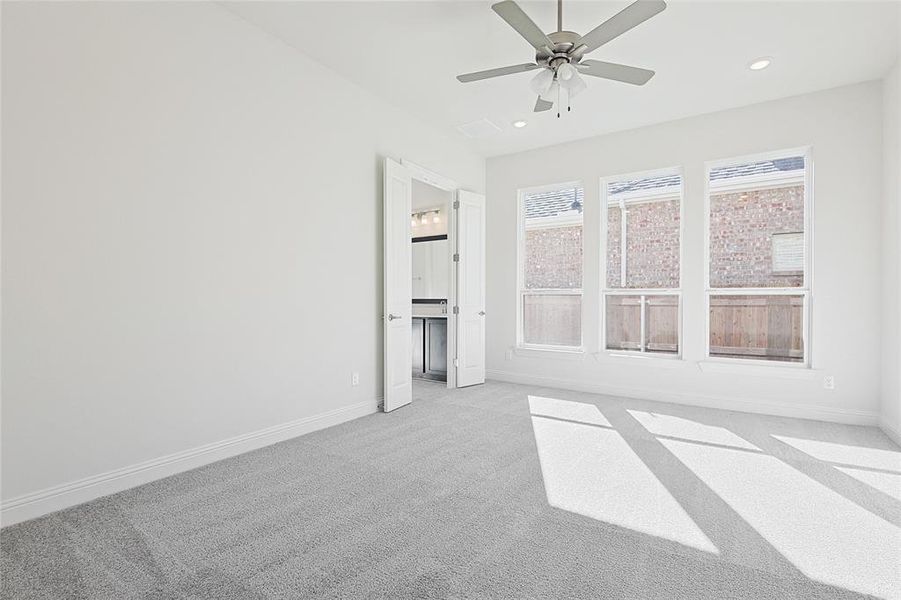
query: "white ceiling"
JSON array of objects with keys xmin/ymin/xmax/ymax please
[{"xmin": 226, "ymin": 1, "xmax": 900, "ymax": 157}]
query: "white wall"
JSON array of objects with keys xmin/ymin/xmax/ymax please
[
  {"xmin": 486, "ymin": 82, "xmax": 884, "ymax": 424},
  {"xmin": 882, "ymin": 60, "xmax": 901, "ymax": 442},
  {"xmin": 1, "ymin": 2, "xmax": 483, "ymax": 513}
]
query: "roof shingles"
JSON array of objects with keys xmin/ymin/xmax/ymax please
[
  {"xmin": 524, "ymin": 187, "xmax": 583, "ymax": 220},
  {"xmin": 524, "ymin": 157, "xmax": 804, "ymax": 221}
]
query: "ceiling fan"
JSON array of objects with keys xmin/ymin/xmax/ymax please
[{"xmin": 457, "ymin": 0, "xmax": 666, "ymax": 116}]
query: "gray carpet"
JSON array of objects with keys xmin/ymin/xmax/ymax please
[{"xmin": 2, "ymin": 381, "xmax": 899, "ymax": 599}]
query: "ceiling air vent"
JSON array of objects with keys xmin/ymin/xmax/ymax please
[{"xmin": 455, "ymin": 118, "xmax": 502, "ymax": 139}]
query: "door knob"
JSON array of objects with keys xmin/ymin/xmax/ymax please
[
  {"xmin": 387, "ymin": 313, "xmax": 402, "ymax": 321},
  {"xmin": 478, "ymin": 311, "xmax": 486, "ymax": 316}
]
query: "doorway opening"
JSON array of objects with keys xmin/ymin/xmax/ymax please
[
  {"xmin": 411, "ymin": 179, "xmax": 453, "ymax": 385},
  {"xmin": 383, "ymin": 158, "xmax": 485, "ymax": 412}
]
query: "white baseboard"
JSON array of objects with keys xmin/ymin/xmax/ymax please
[
  {"xmin": 486, "ymin": 369, "xmax": 880, "ymax": 426},
  {"xmin": 1, "ymin": 398, "xmax": 380, "ymax": 528},
  {"xmin": 879, "ymin": 417, "xmax": 901, "ymax": 447}
]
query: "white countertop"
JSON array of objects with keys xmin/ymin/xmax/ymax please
[{"xmin": 411, "ymin": 303, "xmax": 448, "ymax": 318}]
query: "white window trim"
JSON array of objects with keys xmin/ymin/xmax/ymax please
[
  {"xmin": 709, "ymin": 169, "xmax": 804, "ymax": 194},
  {"xmin": 703, "ymin": 146, "xmax": 813, "ymax": 368},
  {"xmin": 524, "ymin": 214, "xmax": 583, "ymax": 230},
  {"xmin": 600, "ymin": 167, "xmax": 684, "ymax": 359},
  {"xmin": 516, "ymin": 181, "xmax": 585, "ymax": 353},
  {"xmin": 514, "ymin": 343, "xmax": 586, "ymax": 359}
]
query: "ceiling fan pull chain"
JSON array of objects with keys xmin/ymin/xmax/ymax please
[{"xmin": 557, "ymin": 83, "xmax": 561, "ymax": 118}]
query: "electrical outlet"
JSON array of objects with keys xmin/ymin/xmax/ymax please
[
  {"xmin": 823, "ymin": 375, "xmax": 835, "ymax": 390},
  {"xmin": 351, "ymin": 372, "xmax": 360, "ymax": 387},
  {"xmin": 505, "ymin": 349, "xmax": 514, "ymax": 361}
]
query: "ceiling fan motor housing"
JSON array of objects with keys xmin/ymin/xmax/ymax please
[{"xmin": 536, "ymin": 31, "xmax": 585, "ymax": 69}]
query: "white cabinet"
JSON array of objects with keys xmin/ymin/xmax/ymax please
[
  {"xmin": 412, "ymin": 238, "xmax": 448, "ymax": 299},
  {"xmin": 411, "ymin": 317, "xmax": 447, "ymax": 382}
]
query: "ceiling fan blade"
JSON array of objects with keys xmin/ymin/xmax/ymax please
[
  {"xmin": 577, "ymin": 60, "xmax": 655, "ymax": 85},
  {"xmin": 492, "ymin": 1, "xmax": 553, "ymax": 51},
  {"xmin": 534, "ymin": 96, "xmax": 553, "ymax": 112},
  {"xmin": 576, "ymin": 0, "xmax": 666, "ymax": 54},
  {"xmin": 456, "ymin": 63, "xmax": 541, "ymax": 83}
]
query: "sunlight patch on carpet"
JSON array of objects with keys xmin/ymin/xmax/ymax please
[
  {"xmin": 834, "ymin": 467, "xmax": 901, "ymax": 502},
  {"xmin": 663, "ymin": 438, "xmax": 901, "ymax": 599},
  {"xmin": 772, "ymin": 435, "xmax": 901, "ymax": 472},
  {"xmin": 528, "ymin": 396, "xmax": 717, "ymax": 554},
  {"xmin": 529, "ymin": 395, "xmax": 612, "ymax": 427},
  {"xmin": 628, "ymin": 410, "xmax": 759, "ymax": 450}
]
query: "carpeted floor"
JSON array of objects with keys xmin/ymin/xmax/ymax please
[{"xmin": 2, "ymin": 381, "xmax": 899, "ymax": 599}]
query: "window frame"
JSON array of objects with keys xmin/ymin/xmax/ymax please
[
  {"xmin": 516, "ymin": 180, "xmax": 585, "ymax": 353},
  {"xmin": 703, "ymin": 146, "xmax": 813, "ymax": 368},
  {"xmin": 600, "ymin": 166, "xmax": 684, "ymax": 359}
]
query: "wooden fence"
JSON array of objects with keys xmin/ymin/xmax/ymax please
[
  {"xmin": 522, "ymin": 294, "xmax": 582, "ymax": 347},
  {"xmin": 532, "ymin": 293, "xmax": 803, "ymax": 361},
  {"xmin": 709, "ymin": 295, "xmax": 803, "ymax": 361},
  {"xmin": 605, "ymin": 294, "xmax": 803, "ymax": 361},
  {"xmin": 605, "ymin": 295, "xmax": 678, "ymax": 354}
]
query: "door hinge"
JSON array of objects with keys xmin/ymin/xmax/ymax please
[
  {"xmin": 454, "ymin": 358, "xmax": 459, "ymax": 367},
  {"xmin": 453, "ymin": 253, "xmax": 460, "ymax": 262},
  {"xmin": 453, "ymin": 306, "xmax": 459, "ymax": 314},
  {"xmin": 453, "ymin": 200, "xmax": 460, "ymax": 209}
]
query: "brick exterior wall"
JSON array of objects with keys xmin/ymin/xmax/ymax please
[
  {"xmin": 606, "ymin": 199, "xmax": 680, "ymax": 289},
  {"xmin": 606, "ymin": 207, "xmax": 622, "ymax": 289},
  {"xmin": 709, "ymin": 185, "xmax": 804, "ymax": 288},
  {"xmin": 600, "ymin": 186, "xmax": 803, "ymax": 290},
  {"xmin": 522, "ymin": 222, "xmax": 582, "ymax": 346},
  {"xmin": 521, "ymin": 183, "xmax": 804, "ymax": 354},
  {"xmin": 524, "ymin": 225, "xmax": 582, "ymax": 289}
]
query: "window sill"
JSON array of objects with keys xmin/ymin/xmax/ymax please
[
  {"xmin": 698, "ymin": 360, "xmax": 819, "ymax": 381},
  {"xmin": 593, "ymin": 352, "xmax": 689, "ymax": 369},
  {"xmin": 514, "ymin": 346, "xmax": 586, "ymax": 360}
]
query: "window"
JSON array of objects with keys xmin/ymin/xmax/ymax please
[
  {"xmin": 706, "ymin": 149, "xmax": 810, "ymax": 364},
  {"xmin": 603, "ymin": 169, "xmax": 682, "ymax": 355},
  {"xmin": 518, "ymin": 183, "xmax": 583, "ymax": 349}
]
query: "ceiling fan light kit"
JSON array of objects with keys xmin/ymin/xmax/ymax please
[
  {"xmin": 539, "ymin": 81, "xmax": 558, "ymax": 101},
  {"xmin": 563, "ymin": 72, "xmax": 587, "ymax": 97},
  {"xmin": 556, "ymin": 62, "xmax": 577, "ymax": 82},
  {"xmin": 529, "ymin": 68, "xmax": 555, "ymax": 95},
  {"xmin": 457, "ymin": 0, "xmax": 666, "ymax": 118}
]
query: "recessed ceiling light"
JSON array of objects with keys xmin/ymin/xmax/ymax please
[
  {"xmin": 512, "ymin": 120, "xmax": 528, "ymax": 128},
  {"xmin": 748, "ymin": 57, "xmax": 772, "ymax": 71}
]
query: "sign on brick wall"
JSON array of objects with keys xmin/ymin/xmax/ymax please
[{"xmin": 772, "ymin": 232, "xmax": 804, "ymax": 274}]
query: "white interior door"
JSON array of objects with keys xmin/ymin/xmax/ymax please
[
  {"xmin": 455, "ymin": 189, "xmax": 486, "ymax": 387},
  {"xmin": 383, "ymin": 158, "xmax": 412, "ymax": 411}
]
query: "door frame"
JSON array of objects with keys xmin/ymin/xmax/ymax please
[{"xmin": 401, "ymin": 159, "xmax": 459, "ymax": 390}]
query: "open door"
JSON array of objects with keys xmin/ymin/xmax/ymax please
[
  {"xmin": 383, "ymin": 158, "xmax": 412, "ymax": 411},
  {"xmin": 455, "ymin": 189, "xmax": 486, "ymax": 387}
]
